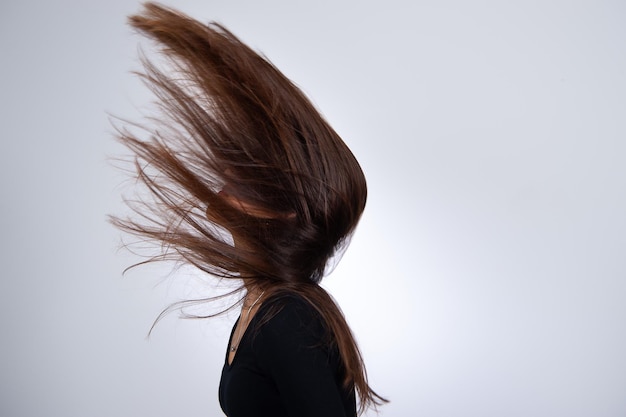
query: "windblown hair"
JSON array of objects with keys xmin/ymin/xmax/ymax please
[{"xmin": 113, "ymin": 2, "xmax": 386, "ymax": 413}]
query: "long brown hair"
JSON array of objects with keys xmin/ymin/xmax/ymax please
[{"xmin": 112, "ymin": 2, "xmax": 386, "ymax": 413}]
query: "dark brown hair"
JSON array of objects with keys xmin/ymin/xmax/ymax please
[{"xmin": 112, "ymin": 2, "xmax": 386, "ymax": 413}]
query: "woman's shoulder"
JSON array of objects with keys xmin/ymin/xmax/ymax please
[
  {"xmin": 258, "ymin": 292, "xmax": 321, "ymax": 330},
  {"xmin": 251, "ymin": 291, "xmax": 334, "ymax": 363},
  {"xmin": 252, "ymin": 293, "xmax": 326, "ymax": 337}
]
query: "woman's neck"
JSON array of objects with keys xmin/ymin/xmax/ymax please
[{"xmin": 242, "ymin": 286, "xmax": 264, "ymax": 309}]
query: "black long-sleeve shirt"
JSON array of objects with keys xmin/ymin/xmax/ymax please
[{"xmin": 219, "ymin": 295, "xmax": 356, "ymax": 417}]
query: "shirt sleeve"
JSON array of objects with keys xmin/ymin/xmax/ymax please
[{"xmin": 253, "ymin": 299, "xmax": 350, "ymax": 417}]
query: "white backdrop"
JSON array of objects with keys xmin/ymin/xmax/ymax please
[{"xmin": 1, "ymin": 1, "xmax": 625, "ymax": 416}]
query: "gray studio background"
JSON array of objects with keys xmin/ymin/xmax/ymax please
[{"xmin": 1, "ymin": 1, "xmax": 625, "ymax": 416}]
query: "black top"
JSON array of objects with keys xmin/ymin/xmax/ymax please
[{"xmin": 218, "ymin": 295, "xmax": 356, "ymax": 417}]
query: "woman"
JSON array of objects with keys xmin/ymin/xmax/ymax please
[{"xmin": 113, "ymin": 3, "xmax": 386, "ymax": 416}]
